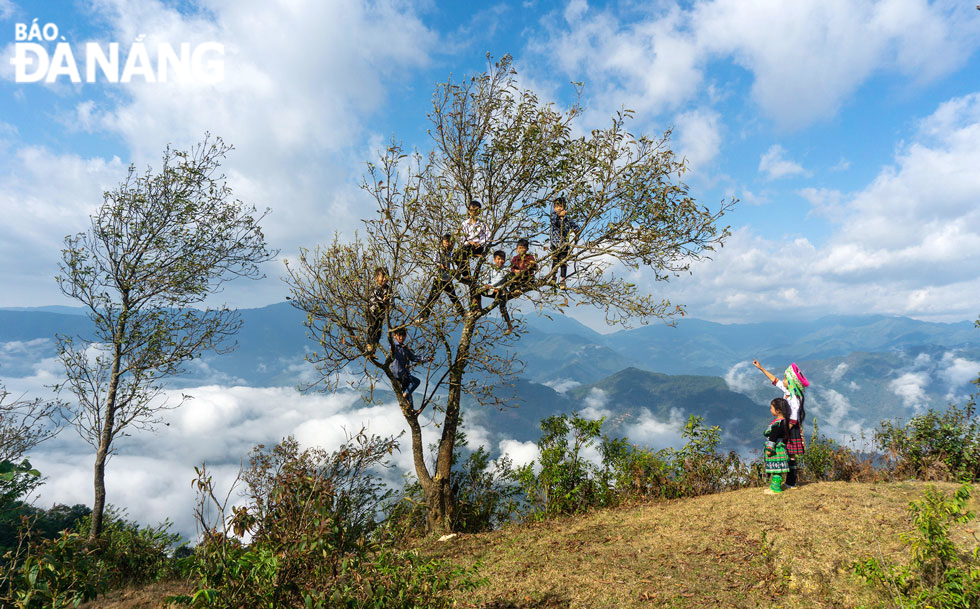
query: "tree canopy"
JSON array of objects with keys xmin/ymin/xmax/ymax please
[{"xmin": 286, "ymin": 55, "xmax": 734, "ymax": 531}]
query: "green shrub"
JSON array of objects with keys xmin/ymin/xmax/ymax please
[
  {"xmin": 802, "ymin": 418, "xmax": 874, "ymax": 483},
  {"xmin": 854, "ymin": 484, "xmax": 980, "ymax": 608},
  {"xmin": 85, "ymin": 510, "xmax": 183, "ymax": 588},
  {"xmin": 0, "ymin": 508, "xmax": 180, "ymax": 609},
  {"xmin": 514, "ymin": 413, "xmax": 610, "ymax": 519},
  {"xmin": 515, "ymin": 413, "xmax": 754, "ymax": 519},
  {"xmin": 177, "ymin": 431, "xmax": 483, "ymax": 609},
  {"xmin": 875, "ymin": 402, "xmax": 980, "ymax": 482}
]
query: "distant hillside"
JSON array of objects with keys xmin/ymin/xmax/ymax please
[{"xmin": 2, "ymin": 304, "xmax": 977, "ymax": 448}]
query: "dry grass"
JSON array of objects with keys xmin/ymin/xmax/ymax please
[
  {"xmin": 78, "ymin": 579, "xmax": 193, "ymax": 609},
  {"xmin": 425, "ymin": 481, "xmax": 979, "ymax": 609},
  {"xmin": 78, "ymin": 481, "xmax": 978, "ymax": 609}
]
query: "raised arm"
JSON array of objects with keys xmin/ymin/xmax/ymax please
[{"xmin": 753, "ymin": 359, "xmax": 778, "ymax": 384}]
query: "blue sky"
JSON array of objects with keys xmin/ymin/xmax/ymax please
[{"xmin": 2, "ymin": 0, "xmax": 979, "ymax": 325}]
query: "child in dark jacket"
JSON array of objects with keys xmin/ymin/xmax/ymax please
[
  {"xmin": 548, "ymin": 196, "xmax": 579, "ymax": 290},
  {"xmin": 391, "ymin": 327, "xmax": 429, "ymax": 413},
  {"xmin": 366, "ymin": 267, "xmax": 391, "ymax": 354}
]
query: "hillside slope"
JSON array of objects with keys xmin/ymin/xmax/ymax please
[
  {"xmin": 80, "ymin": 481, "xmax": 977, "ymax": 609},
  {"xmin": 425, "ymin": 481, "xmax": 976, "ymax": 609}
]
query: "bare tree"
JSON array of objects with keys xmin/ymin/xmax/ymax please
[
  {"xmin": 285, "ymin": 55, "xmax": 734, "ymax": 532},
  {"xmin": 56, "ymin": 136, "xmax": 277, "ymax": 540},
  {"xmin": 0, "ymin": 384, "xmax": 60, "ymax": 464}
]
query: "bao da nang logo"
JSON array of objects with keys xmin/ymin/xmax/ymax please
[{"xmin": 10, "ymin": 19, "xmax": 224, "ymax": 84}]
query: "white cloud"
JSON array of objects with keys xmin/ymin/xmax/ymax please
[
  {"xmin": 624, "ymin": 407, "xmax": 686, "ymax": 450},
  {"xmin": 24, "ymin": 383, "xmax": 441, "ymax": 540},
  {"xmin": 580, "ymin": 387, "xmax": 611, "ymax": 420},
  {"xmin": 830, "ymin": 362, "xmax": 849, "ymax": 383},
  {"xmin": 0, "ymin": 0, "xmax": 16, "ymax": 20},
  {"xmin": 0, "ymin": 146, "xmax": 126, "ymax": 306},
  {"xmin": 498, "ymin": 438, "xmax": 538, "ymax": 469},
  {"xmin": 543, "ymin": 378, "xmax": 581, "ymax": 393},
  {"xmin": 531, "ymin": 0, "xmax": 976, "ymax": 129},
  {"xmin": 653, "ymin": 92, "xmax": 980, "ymax": 323},
  {"xmin": 939, "ymin": 354, "xmax": 979, "ymax": 387},
  {"xmin": 723, "ymin": 360, "xmax": 756, "ymax": 394},
  {"xmin": 890, "ymin": 372, "xmax": 929, "ymax": 410},
  {"xmin": 673, "ymin": 107, "xmax": 722, "ymax": 170},
  {"xmin": 816, "ymin": 388, "xmax": 851, "ymax": 428},
  {"xmin": 758, "ymin": 144, "xmax": 807, "ymax": 180},
  {"xmin": 0, "ymin": 0, "xmax": 436, "ymax": 309}
]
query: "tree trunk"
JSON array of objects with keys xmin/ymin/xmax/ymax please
[
  {"xmin": 90, "ymin": 307, "xmax": 126, "ymax": 541},
  {"xmin": 421, "ymin": 321, "xmax": 474, "ymax": 533}
]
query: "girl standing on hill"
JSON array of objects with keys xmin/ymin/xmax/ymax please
[
  {"xmin": 763, "ymin": 398, "xmax": 792, "ymax": 494},
  {"xmin": 753, "ymin": 359, "xmax": 809, "ymax": 489}
]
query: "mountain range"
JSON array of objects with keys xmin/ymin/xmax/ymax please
[{"xmin": 2, "ymin": 304, "xmax": 978, "ymax": 453}]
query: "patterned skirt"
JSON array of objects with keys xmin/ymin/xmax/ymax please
[
  {"xmin": 764, "ymin": 441, "xmax": 790, "ymax": 474},
  {"xmin": 786, "ymin": 420, "xmax": 805, "ymax": 456}
]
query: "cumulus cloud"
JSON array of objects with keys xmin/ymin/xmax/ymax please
[
  {"xmin": 22, "ymin": 382, "xmax": 444, "ymax": 540},
  {"xmin": 498, "ymin": 438, "xmax": 538, "ymax": 469},
  {"xmin": 890, "ymin": 371, "xmax": 929, "ymax": 410},
  {"xmin": 817, "ymin": 388, "xmax": 851, "ymax": 428},
  {"xmin": 652, "ymin": 91, "xmax": 980, "ymax": 323},
  {"xmin": 543, "ymin": 378, "xmax": 581, "ymax": 393},
  {"xmin": 830, "ymin": 362, "xmax": 849, "ymax": 383},
  {"xmin": 758, "ymin": 145, "xmax": 808, "ymax": 180},
  {"xmin": 673, "ymin": 107, "xmax": 723, "ymax": 170},
  {"xmin": 580, "ymin": 387, "xmax": 612, "ymax": 420},
  {"xmin": 624, "ymin": 407, "xmax": 686, "ymax": 450},
  {"xmin": 723, "ymin": 360, "xmax": 757, "ymax": 394},
  {"xmin": 0, "ymin": 0, "xmax": 436, "ymax": 308},
  {"xmin": 939, "ymin": 353, "xmax": 980, "ymax": 388},
  {"xmin": 530, "ymin": 0, "xmax": 976, "ymax": 130}
]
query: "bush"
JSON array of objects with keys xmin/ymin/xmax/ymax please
[
  {"xmin": 875, "ymin": 402, "xmax": 980, "ymax": 482},
  {"xmin": 854, "ymin": 484, "xmax": 980, "ymax": 608},
  {"xmin": 802, "ymin": 418, "xmax": 876, "ymax": 483},
  {"xmin": 178, "ymin": 431, "xmax": 483, "ymax": 609},
  {"xmin": 515, "ymin": 413, "xmax": 755, "ymax": 519},
  {"xmin": 0, "ymin": 509, "xmax": 182, "ymax": 609},
  {"xmin": 514, "ymin": 413, "xmax": 611, "ymax": 519}
]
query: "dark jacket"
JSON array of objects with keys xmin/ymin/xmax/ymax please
[
  {"xmin": 436, "ymin": 246, "xmax": 454, "ymax": 282},
  {"xmin": 550, "ymin": 211, "xmax": 580, "ymax": 248},
  {"xmin": 368, "ymin": 282, "xmax": 391, "ymax": 315},
  {"xmin": 391, "ymin": 342, "xmax": 423, "ymax": 381}
]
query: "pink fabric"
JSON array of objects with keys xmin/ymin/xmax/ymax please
[{"xmin": 791, "ymin": 363, "xmax": 809, "ymax": 387}]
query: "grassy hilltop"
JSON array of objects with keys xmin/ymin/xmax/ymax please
[{"xmin": 80, "ymin": 480, "xmax": 977, "ymax": 609}]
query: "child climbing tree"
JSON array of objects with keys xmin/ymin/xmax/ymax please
[{"xmin": 285, "ymin": 55, "xmax": 734, "ymax": 533}]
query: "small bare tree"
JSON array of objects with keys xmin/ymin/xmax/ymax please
[
  {"xmin": 0, "ymin": 384, "xmax": 60, "ymax": 464},
  {"xmin": 56, "ymin": 136, "xmax": 277, "ymax": 540},
  {"xmin": 286, "ymin": 55, "xmax": 734, "ymax": 532}
]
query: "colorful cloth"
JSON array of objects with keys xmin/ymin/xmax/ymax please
[
  {"xmin": 764, "ymin": 442, "xmax": 790, "ymax": 474},
  {"xmin": 763, "ymin": 418, "xmax": 790, "ymax": 474},
  {"xmin": 461, "ymin": 218, "xmax": 489, "ymax": 246},
  {"xmin": 791, "ymin": 363, "xmax": 810, "ymax": 387},
  {"xmin": 784, "ymin": 365, "xmax": 805, "ymax": 398},
  {"xmin": 769, "ymin": 473, "xmax": 784, "ymax": 493},
  {"xmin": 786, "ymin": 419, "xmax": 806, "ymax": 455},
  {"xmin": 511, "ymin": 253, "xmax": 537, "ymax": 274}
]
